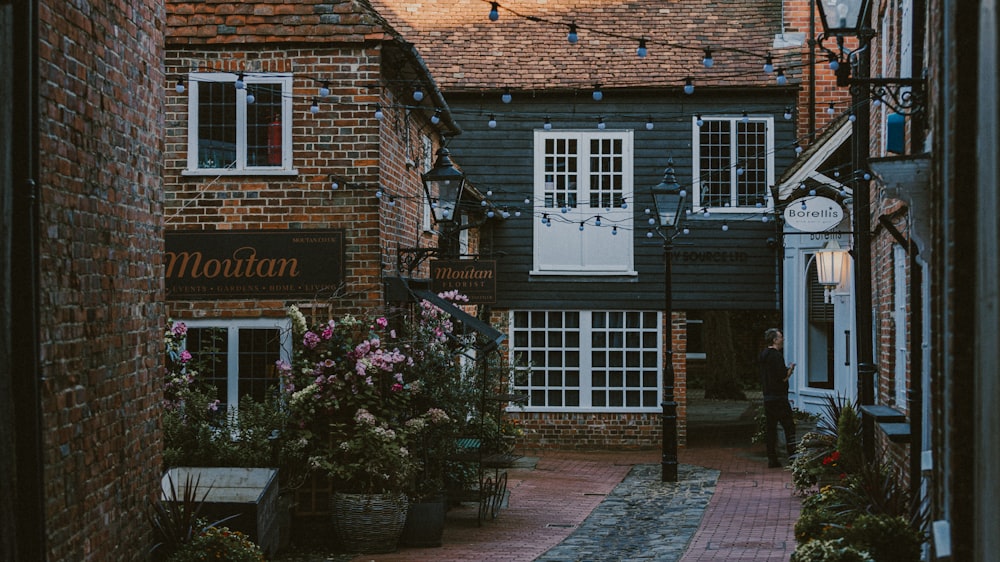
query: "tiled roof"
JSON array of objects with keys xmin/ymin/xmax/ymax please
[
  {"xmin": 165, "ymin": 0, "xmax": 395, "ymax": 45},
  {"xmin": 367, "ymin": 0, "xmax": 796, "ymax": 92}
]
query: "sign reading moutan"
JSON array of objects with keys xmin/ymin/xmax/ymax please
[
  {"xmin": 430, "ymin": 260, "xmax": 496, "ymax": 304},
  {"xmin": 165, "ymin": 229, "xmax": 345, "ymax": 299}
]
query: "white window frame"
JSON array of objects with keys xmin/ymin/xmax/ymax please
[
  {"xmin": 531, "ymin": 130, "xmax": 635, "ymax": 275},
  {"xmin": 181, "ymin": 318, "xmax": 293, "ymax": 410},
  {"xmin": 893, "ymin": 244, "xmax": 908, "ymax": 408},
  {"xmin": 421, "ymin": 135, "xmax": 434, "ymax": 233},
  {"xmin": 691, "ymin": 115, "xmax": 775, "ymax": 212},
  {"xmin": 184, "ymin": 72, "xmax": 297, "ymax": 176},
  {"xmin": 509, "ymin": 310, "xmax": 662, "ymax": 413}
]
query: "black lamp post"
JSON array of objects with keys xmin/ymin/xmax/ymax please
[
  {"xmin": 422, "ymin": 146, "xmax": 467, "ymax": 259},
  {"xmin": 650, "ymin": 159, "xmax": 686, "ymax": 483},
  {"xmin": 813, "ymin": 0, "xmax": 926, "ymax": 461}
]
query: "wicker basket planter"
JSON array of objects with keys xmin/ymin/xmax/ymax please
[{"xmin": 331, "ymin": 491, "xmax": 408, "ymax": 554}]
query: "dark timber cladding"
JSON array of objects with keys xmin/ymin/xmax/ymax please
[{"xmin": 445, "ymin": 90, "xmax": 793, "ymax": 311}]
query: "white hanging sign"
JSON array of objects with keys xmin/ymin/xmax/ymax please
[{"xmin": 783, "ymin": 196, "xmax": 845, "ymax": 232}]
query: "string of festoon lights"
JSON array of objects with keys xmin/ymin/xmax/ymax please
[{"xmin": 169, "ymin": 0, "xmax": 870, "ymax": 237}]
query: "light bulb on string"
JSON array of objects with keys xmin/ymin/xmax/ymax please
[
  {"xmin": 488, "ymin": 114, "xmax": 497, "ymax": 128},
  {"xmin": 776, "ymin": 69, "xmax": 787, "ymax": 85},
  {"xmin": 246, "ymin": 91, "xmax": 255, "ymax": 104},
  {"xmin": 827, "ymin": 102, "xmax": 836, "ymax": 115},
  {"xmin": 595, "ymin": 216, "xmax": 602, "ymax": 227},
  {"xmin": 829, "ymin": 55, "xmax": 840, "ymax": 71},
  {"xmin": 612, "ymin": 226, "xmax": 618, "ymax": 236},
  {"xmin": 310, "ymin": 99, "xmax": 319, "ymax": 114},
  {"xmin": 374, "ymin": 104, "xmax": 384, "ymax": 120},
  {"xmin": 430, "ymin": 109, "xmax": 441, "ymax": 125},
  {"xmin": 543, "ymin": 116, "xmax": 552, "ymax": 130},
  {"xmin": 702, "ymin": 47, "xmax": 714, "ymax": 68},
  {"xmin": 488, "ymin": 1, "xmax": 499, "ymax": 21},
  {"xmin": 741, "ymin": 112, "xmax": 749, "ymax": 123},
  {"xmin": 175, "ymin": 78, "xmax": 185, "ymax": 94},
  {"xmin": 501, "ymin": 88, "xmax": 512, "ymax": 104},
  {"xmin": 763, "ymin": 53, "xmax": 774, "ymax": 74},
  {"xmin": 413, "ymin": 87, "xmax": 424, "ymax": 102},
  {"xmin": 849, "ymin": 112, "xmax": 857, "ymax": 122},
  {"xmin": 721, "ymin": 222, "xmax": 729, "ymax": 232},
  {"xmin": 784, "ymin": 106, "xmax": 793, "ymax": 120},
  {"xmin": 645, "ymin": 116, "xmax": 654, "ymax": 130},
  {"xmin": 319, "ymin": 82, "xmax": 330, "ymax": 97},
  {"xmin": 567, "ymin": 23, "xmax": 578, "ymax": 44},
  {"xmin": 696, "ymin": 114, "xmax": 704, "ymax": 127},
  {"xmin": 579, "ymin": 222, "xmax": 585, "ymax": 232},
  {"xmin": 592, "ymin": 84, "xmax": 603, "ymax": 101},
  {"xmin": 637, "ymin": 38, "xmax": 648, "ymax": 58},
  {"xmin": 524, "ymin": 197, "xmax": 531, "ymax": 205},
  {"xmin": 235, "ymin": 73, "xmax": 245, "ymax": 90},
  {"xmin": 683, "ymin": 78, "xmax": 694, "ymax": 95},
  {"xmin": 794, "ymin": 143, "xmax": 803, "ymax": 155},
  {"xmin": 596, "ymin": 116, "xmax": 605, "ymax": 130}
]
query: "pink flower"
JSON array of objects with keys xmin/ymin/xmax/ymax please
[
  {"xmin": 179, "ymin": 350, "xmax": 192, "ymax": 363},
  {"xmin": 391, "ymin": 383, "xmax": 403, "ymax": 392},
  {"xmin": 303, "ymin": 331, "xmax": 320, "ymax": 349},
  {"xmin": 207, "ymin": 400, "xmax": 220, "ymax": 412},
  {"xmin": 376, "ymin": 317, "xmax": 388, "ymax": 328},
  {"xmin": 171, "ymin": 322, "xmax": 188, "ymax": 337}
]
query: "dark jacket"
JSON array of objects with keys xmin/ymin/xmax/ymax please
[{"xmin": 759, "ymin": 347, "xmax": 788, "ymax": 401}]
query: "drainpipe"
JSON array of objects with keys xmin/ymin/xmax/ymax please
[{"xmin": 10, "ymin": 0, "xmax": 47, "ymax": 558}]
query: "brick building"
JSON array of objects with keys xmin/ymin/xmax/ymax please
[{"xmin": 1, "ymin": 1, "xmax": 166, "ymax": 560}]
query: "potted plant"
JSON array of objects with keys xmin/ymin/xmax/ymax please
[{"xmin": 280, "ymin": 304, "xmax": 464, "ymax": 554}]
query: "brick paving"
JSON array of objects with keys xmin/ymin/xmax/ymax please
[{"xmin": 279, "ymin": 394, "xmax": 802, "ymax": 562}]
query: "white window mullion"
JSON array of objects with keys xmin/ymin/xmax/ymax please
[
  {"xmin": 226, "ymin": 326, "xmax": 241, "ymax": 411},
  {"xmin": 235, "ymin": 92, "xmax": 248, "ymax": 170},
  {"xmin": 580, "ymin": 310, "xmax": 594, "ymax": 408}
]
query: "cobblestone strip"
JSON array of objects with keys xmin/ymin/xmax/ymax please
[{"xmin": 534, "ymin": 464, "xmax": 720, "ymax": 562}]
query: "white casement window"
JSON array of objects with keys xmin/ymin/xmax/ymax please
[
  {"xmin": 421, "ymin": 135, "xmax": 434, "ymax": 233},
  {"xmin": 893, "ymin": 245, "xmax": 908, "ymax": 408},
  {"xmin": 692, "ymin": 116, "xmax": 774, "ymax": 211},
  {"xmin": 185, "ymin": 72, "xmax": 296, "ymax": 175},
  {"xmin": 181, "ymin": 318, "xmax": 293, "ymax": 409},
  {"xmin": 532, "ymin": 130, "xmax": 635, "ymax": 275},
  {"xmin": 510, "ymin": 310, "xmax": 661, "ymax": 412}
]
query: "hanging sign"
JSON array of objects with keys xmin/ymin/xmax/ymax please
[
  {"xmin": 783, "ymin": 196, "xmax": 845, "ymax": 232},
  {"xmin": 165, "ymin": 229, "xmax": 345, "ymax": 299},
  {"xmin": 430, "ymin": 260, "xmax": 496, "ymax": 304}
]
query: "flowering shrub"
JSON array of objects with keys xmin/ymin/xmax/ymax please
[
  {"xmin": 166, "ymin": 522, "xmax": 264, "ymax": 562},
  {"xmin": 791, "ymin": 539, "xmax": 873, "ymax": 562},
  {"xmin": 162, "ymin": 321, "xmax": 308, "ymax": 486},
  {"xmin": 281, "ymin": 296, "xmax": 475, "ymax": 496}
]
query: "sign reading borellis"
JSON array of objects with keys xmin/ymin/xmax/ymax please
[
  {"xmin": 165, "ymin": 229, "xmax": 345, "ymax": 300},
  {"xmin": 430, "ymin": 260, "xmax": 496, "ymax": 304},
  {"xmin": 783, "ymin": 196, "xmax": 846, "ymax": 232}
]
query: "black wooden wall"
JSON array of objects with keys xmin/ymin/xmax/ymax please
[{"xmin": 444, "ymin": 88, "xmax": 796, "ymax": 311}]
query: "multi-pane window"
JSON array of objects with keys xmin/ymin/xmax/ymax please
[
  {"xmin": 533, "ymin": 131, "xmax": 634, "ymax": 274},
  {"xmin": 181, "ymin": 319, "xmax": 292, "ymax": 408},
  {"xmin": 511, "ymin": 310, "xmax": 661, "ymax": 411},
  {"xmin": 185, "ymin": 72, "xmax": 294, "ymax": 174},
  {"xmin": 693, "ymin": 116, "xmax": 774, "ymax": 210},
  {"xmin": 805, "ymin": 258, "xmax": 835, "ymax": 389}
]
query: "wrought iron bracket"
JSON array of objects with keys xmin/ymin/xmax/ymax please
[{"xmin": 397, "ymin": 247, "xmax": 442, "ymax": 277}]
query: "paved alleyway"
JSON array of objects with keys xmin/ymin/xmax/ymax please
[{"xmin": 279, "ymin": 392, "xmax": 802, "ymax": 562}]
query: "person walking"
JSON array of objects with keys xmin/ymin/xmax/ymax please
[{"xmin": 759, "ymin": 328, "xmax": 796, "ymax": 468}]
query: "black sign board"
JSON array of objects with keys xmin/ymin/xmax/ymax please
[
  {"xmin": 165, "ymin": 229, "xmax": 345, "ymax": 300},
  {"xmin": 430, "ymin": 260, "xmax": 496, "ymax": 304}
]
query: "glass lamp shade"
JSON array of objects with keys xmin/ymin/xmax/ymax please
[
  {"xmin": 815, "ymin": 240, "xmax": 850, "ymax": 286},
  {"xmin": 815, "ymin": 0, "xmax": 870, "ymax": 36},
  {"xmin": 422, "ymin": 148, "xmax": 466, "ymax": 224},
  {"xmin": 651, "ymin": 166, "xmax": 686, "ymax": 229}
]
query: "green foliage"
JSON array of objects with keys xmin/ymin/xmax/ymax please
[
  {"xmin": 162, "ymin": 321, "xmax": 309, "ymax": 489},
  {"xmin": 147, "ymin": 473, "xmax": 208, "ymax": 562},
  {"xmin": 834, "ymin": 405, "xmax": 863, "ymax": 474},
  {"xmin": 842, "ymin": 514, "xmax": 922, "ymax": 562},
  {"xmin": 791, "ymin": 539, "xmax": 874, "ymax": 562},
  {"xmin": 166, "ymin": 522, "xmax": 264, "ymax": 562}
]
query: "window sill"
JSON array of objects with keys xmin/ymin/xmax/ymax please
[
  {"xmin": 182, "ymin": 168, "xmax": 299, "ymax": 177},
  {"xmin": 529, "ymin": 270, "xmax": 638, "ymax": 278}
]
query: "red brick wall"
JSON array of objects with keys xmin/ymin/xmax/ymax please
[
  {"xmin": 37, "ymin": 0, "xmax": 165, "ymax": 559},
  {"xmin": 782, "ymin": 0, "xmax": 854, "ymax": 145},
  {"xmin": 163, "ymin": 45, "xmax": 437, "ymax": 319}
]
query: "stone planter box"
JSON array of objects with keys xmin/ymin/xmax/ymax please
[{"xmin": 162, "ymin": 467, "xmax": 279, "ymax": 556}]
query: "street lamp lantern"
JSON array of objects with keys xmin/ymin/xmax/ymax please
[
  {"xmin": 815, "ymin": 0, "xmax": 871, "ymax": 37},
  {"xmin": 651, "ymin": 160, "xmax": 687, "ymax": 230},
  {"xmin": 422, "ymin": 147, "xmax": 466, "ymax": 225},
  {"xmin": 815, "ymin": 239, "xmax": 850, "ymax": 287},
  {"xmin": 649, "ymin": 158, "xmax": 687, "ymax": 483}
]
